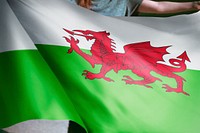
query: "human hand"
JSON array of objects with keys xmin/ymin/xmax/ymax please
[{"xmin": 193, "ymin": 1, "xmax": 200, "ymax": 10}]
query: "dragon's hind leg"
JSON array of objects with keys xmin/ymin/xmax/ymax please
[
  {"xmin": 162, "ymin": 74, "xmax": 189, "ymax": 96},
  {"xmin": 122, "ymin": 70, "xmax": 161, "ymax": 88}
]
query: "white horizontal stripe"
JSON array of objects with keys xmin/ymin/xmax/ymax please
[
  {"xmin": 0, "ymin": 0, "xmax": 36, "ymax": 53},
  {"xmin": 8, "ymin": 0, "xmax": 200, "ymax": 70}
]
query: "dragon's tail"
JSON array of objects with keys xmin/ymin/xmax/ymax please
[{"xmin": 168, "ymin": 51, "xmax": 191, "ymax": 72}]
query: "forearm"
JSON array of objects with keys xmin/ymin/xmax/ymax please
[{"xmin": 138, "ymin": 0, "xmax": 200, "ymax": 14}]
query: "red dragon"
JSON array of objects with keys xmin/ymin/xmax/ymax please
[{"xmin": 64, "ymin": 29, "xmax": 191, "ymax": 96}]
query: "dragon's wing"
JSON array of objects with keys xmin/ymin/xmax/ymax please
[{"xmin": 124, "ymin": 41, "xmax": 170, "ymax": 64}]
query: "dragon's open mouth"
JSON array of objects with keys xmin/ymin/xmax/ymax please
[{"xmin": 63, "ymin": 28, "xmax": 94, "ymax": 40}]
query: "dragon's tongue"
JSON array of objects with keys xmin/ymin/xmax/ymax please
[{"xmin": 63, "ymin": 28, "xmax": 74, "ymax": 35}]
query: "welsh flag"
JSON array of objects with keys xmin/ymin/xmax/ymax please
[{"xmin": 1, "ymin": 0, "xmax": 200, "ymax": 132}]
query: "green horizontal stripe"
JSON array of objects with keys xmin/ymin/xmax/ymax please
[
  {"xmin": 36, "ymin": 44, "xmax": 200, "ymax": 133},
  {"xmin": 0, "ymin": 50, "xmax": 84, "ymax": 129}
]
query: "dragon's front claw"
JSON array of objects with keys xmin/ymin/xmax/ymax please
[
  {"xmin": 82, "ymin": 70, "xmax": 114, "ymax": 82},
  {"xmin": 82, "ymin": 70, "xmax": 95, "ymax": 80},
  {"xmin": 67, "ymin": 48, "xmax": 73, "ymax": 54},
  {"xmin": 64, "ymin": 36, "xmax": 80, "ymax": 54},
  {"xmin": 82, "ymin": 70, "xmax": 89, "ymax": 75},
  {"xmin": 82, "ymin": 70, "xmax": 90, "ymax": 77}
]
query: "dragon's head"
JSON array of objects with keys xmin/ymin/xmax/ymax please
[{"xmin": 64, "ymin": 28, "xmax": 110, "ymax": 41}]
